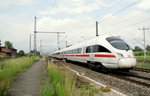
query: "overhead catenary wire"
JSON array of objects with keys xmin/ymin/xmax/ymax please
[
  {"xmin": 81, "ymin": 0, "xmax": 141, "ymax": 36},
  {"xmin": 95, "ymin": 0, "xmax": 122, "ymax": 19},
  {"xmin": 41, "ymin": 0, "xmax": 64, "ymax": 31},
  {"xmin": 47, "ymin": 0, "xmax": 57, "ymax": 17},
  {"xmin": 108, "ymin": 17, "xmax": 150, "ymax": 34},
  {"xmin": 46, "ymin": 0, "xmax": 64, "ymax": 31},
  {"xmin": 58, "ymin": 35, "xmax": 67, "ymax": 43},
  {"xmin": 77, "ymin": 0, "xmax": 124, "ymax": 34},
  {"xmin": 43, "ymin": 0, "xmax": 138, "ymax": 38},
  {"xmin": 36, "ymin": 0, "xmax": 63, "ymax": 32},
  {"xmin": 106, "ymin": 14, "xmax": 142, "ymax": 28},
  {"xmin": 102, "ymin": 13, "xmax": 145, "ymax": 33},
  {"xmin": 98, "ymin": 0, "xmax": 141, "ymax": 24}
]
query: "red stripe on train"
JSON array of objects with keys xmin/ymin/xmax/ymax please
[
  {"xmin": 53, "ymin": 54, "xmax": 115, "ymax": 58},
  {"xmin": 94, "ymin": 54, "xmax": 116, "ymax": 58},
  {"xmin": 63, "ymin": 55, "xmax": 89, "ymax": 57},
  {"xmin": 74, "ymin": 55, "xmax": 89, "ymax": 57}
]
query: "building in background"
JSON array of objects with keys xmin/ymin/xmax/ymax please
[{"xmin": 0, "ymin": 46, "xmax": 17, "ymax": 57}]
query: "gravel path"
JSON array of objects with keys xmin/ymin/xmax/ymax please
[{"xmin": 10, "ymin": 59, "xmax": 44, "ymax": 96}]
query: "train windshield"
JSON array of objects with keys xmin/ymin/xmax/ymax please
[{"xmin": 106, "ymin": 37, "xmax": 131, "ymax": 50}]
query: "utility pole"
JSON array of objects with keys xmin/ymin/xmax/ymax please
[
  {"xmin": 65, "ymin": 41, "xmax": 67, "ymax": 48},
  {"xmin": 57, "ymin": 33, "xmax": 59, "ymax": 50},
  {"xmin": 29, "ymin": 34, "xmax": 34, "ymax": 53},
  {"xmin": 96, "ymin": 21, "xmax": 99, "ymax": 37},
  {"xmin": 36, "ymin": 32, "xmax": 65, "ymax": 50},
  {"xmin": 40, "ymin": 40, "xmax": 42, "ymax": 55},
  {"xmin": 33, "ymin": 16, "xmax": 65, "ymax": 51},
  {"xmin": 34, "ymin": 16, "xmax": 37, "ymax": 55},
  {"xmin": 138, "ymin": 27, "xmax": 149, "ymax": 59},
  {"xmin": 29, "ymin": 34, "xmax": 31, "ymax": 53}
]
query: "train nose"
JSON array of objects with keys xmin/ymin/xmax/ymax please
[{"xmin": 118, "ymin": 58, "xmax": 137, "ymax": 68}]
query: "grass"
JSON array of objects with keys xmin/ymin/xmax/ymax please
[
  {"xmin": 0, "ymin": 56, "xmax": 40, "ymax": 96},
  {"xmin": 134, "ymin": 51, "xmax": 150, "ymax": 62},
  {"xmin": 134, "ymin": 51, "xmax": 150, "ymax": 69},
  {"xmin": 42, "ymin": 85, "xmax": 54, "ymax": 96},
  {"xmin": 134, "ymin": 51, "xmax": 150, "ymax": 56},
  {"xmin": 0, "ymin": 57, "xmax": 11, "ymax": 62},
  {"xmin": 136, "ymin": 63, "xmax": 150, "ymax": 69},
  {"xmin": 42, "ymin": 63, "xmax": 102, "ymax": 96},
  {"xmin": 47, "ymin": 64, "xmax": 76, "ymax": 96},
  {"xmin": 79, "ymin": 85, "xmax": 100, "ymax": 96},
  {"xmin": 135, "ymin": 56, "xmax": 150, "ymax": 62}
]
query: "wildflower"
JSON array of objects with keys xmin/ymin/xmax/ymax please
[{"xmin": 100, "ymin": 86, "xmax": 112, "ymax": 92}]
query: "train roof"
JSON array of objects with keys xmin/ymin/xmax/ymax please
[{"xmin": 50, "ymin": 35, "xmax": 112, "ymax": 54}]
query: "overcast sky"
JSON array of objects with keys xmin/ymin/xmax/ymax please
[{"xmin": 0, "ymin": 0, "xmax": 150, "ymax": 54}]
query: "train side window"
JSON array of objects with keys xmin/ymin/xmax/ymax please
[
  {"xmin": 86, "ymin": 46, "xmax": 92, "ymax": 53},
  {"xmin": 83, "ymin": 47, "xmax": 86, "ymax": 54},
  {"xmin": 74, "ymin": 49, "xmax": 76, "ymax": 54},
  {"xmin": 77, "ymin": 48, "xmax": 80, "ymax": 54},
  {"xmin": 92, "ymin": 45, "xmax": 111, "ymax": 53}
]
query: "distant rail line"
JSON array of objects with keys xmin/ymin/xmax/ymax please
[{"xmin": 133, "ymin": 68, "xmax": 150, "ymax": 73}]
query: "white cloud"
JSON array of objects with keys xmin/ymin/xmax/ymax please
[
  {"xmin": 3, "ymin": 9, "xmax": 150, "ymax": 52},
  {"xmin": 137, "ymin": 0, "xmax": 150, "ymax": 10},
  {"xmin": 1, "ymin": 23, "xmax": 33, "ymax": 52},
  {"xmin": 39, "ymin": 0, "xmax": 104, "ymax": 15},
  {"xmin": 0, "ymin": 0, "xmax": 32, "ymax": 7},
  {"xmin": 1, "ymin": 0, "xmax": 150, "ymax": 53},
  {"xmin": 35, "ymin": 16, "xmax": 96, "ymax": 50}
]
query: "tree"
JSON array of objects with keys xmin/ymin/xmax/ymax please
[
  {"xmin": 17, "ymin": 50, "xmax": 25, "ymax": 57},
  {"xmin": 134, "ymin": 46, "xmax": 143, "ymax": 51},
  {"xmin": 4, "ymin": 41, "xmax": 13, "ymax": 48},
  {"xmin": 146, "ymin": 45, "xmax": 150, "ymax": 51}
]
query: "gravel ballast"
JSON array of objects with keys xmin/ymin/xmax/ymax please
[{"xmin": 63, "ymin": 62, "xmax": 150, "ymax": 96}]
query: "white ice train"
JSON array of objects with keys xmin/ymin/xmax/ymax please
[{"xmin": 50, "ymin": 36, "xmax": 137, "ymax": 72}]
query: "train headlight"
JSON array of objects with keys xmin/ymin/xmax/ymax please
[{"xmin": 117, "ymin": 53, "xmax": 123, "ymax": 58}]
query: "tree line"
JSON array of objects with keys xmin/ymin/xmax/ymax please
[{"xmin": 134, "ymin": 45, "xmax": 150, "ymax": 51}]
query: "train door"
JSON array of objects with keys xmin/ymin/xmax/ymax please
[
  {"xmin": 90, "ymin": 46, "xmax": 95, "ymax": 61},
  {"xmin": 89, "ymin": 53, "xmax": 94, "ymax": 61},
  {"xmin": 86, "ymin": 46, "xmax": 95, "ymax": 61}
]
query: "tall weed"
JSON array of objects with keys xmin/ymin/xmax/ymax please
[
  {"xmin": 43, "ymin": 64, "xmax": 101, "ymax": 96},
  {"xmin": 0, "ymin": 56, "xmax": 40, "ymax": 96}
]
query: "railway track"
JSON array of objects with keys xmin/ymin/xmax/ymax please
[
  {"xmin": 63, "ymin": 60, "xmax": 150, "ymax": 87},
  {"xmin": 110, "ymin": 71, "xmax": 150, "ymax": 88},
  {"xmin": 118, "ymin": 71, "xmax": 150, "ymax": 80},
  {"xmin": 63, "ymin": 60, "xmax": 150, "ymax": 88},
  {"xmin": 133, "ymin": 67, "xmax": 150, "ymax": 73},
  {"xmin": 67, "ymin": 61, "xmax": 150, "ymax": 95},
  {"xmin": 50, "ymin": 59, "xmax": 150, "ymax": 95}
]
